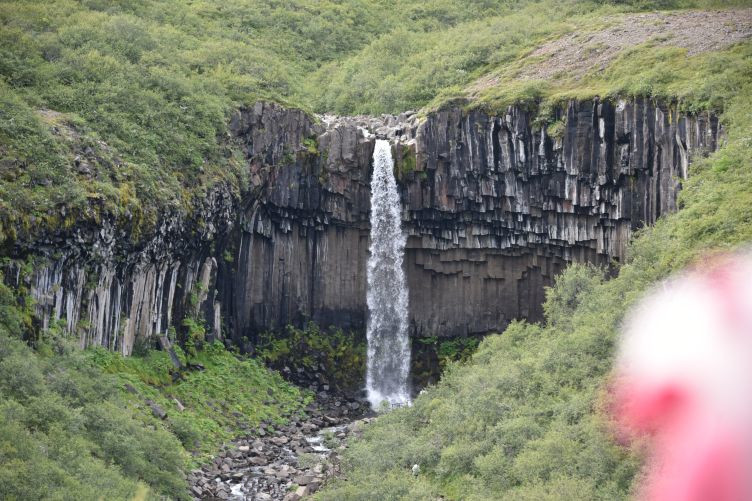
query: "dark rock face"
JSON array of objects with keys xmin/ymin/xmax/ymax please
[
  {"xmin": 221, "ymin": 102, "xmax": 376, "ymax": 337},
  {"xmin": 399, "ymin": 99, "xmax": 721, "ymax": 335},
  {"xmin": 225, "ymin": 99, "xmax": 721, "ymax": 339},
  {"xmin": 3, "ymin": 99, "xmax": 722, "ymax": 353},
  {"xmin": 4, "ymin": 184, "xmax": 235, "ymax": 353}
]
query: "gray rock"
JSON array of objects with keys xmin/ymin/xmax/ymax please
[
  {"xmin": 146, "ymin": 400, "xmax": 167, "ymax": 420},
  {"xmin": 293, "ymin": 475, "xmax": 314, "ymax": 486}
]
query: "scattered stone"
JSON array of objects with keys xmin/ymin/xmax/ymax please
[
  {"xmin": 271, "ymin": 436, "xmax": 289, "ymax": 445},
  {"xmin": 146, "ymin": 400, "xmax": 167, "ymax": 420},
  {"xmin": 293, "ymin": 475, "xmax": 314, "ymax": 486},
  {"xmin": 188, "ymin": 386, "xmax": 373, "ymax": 500}
]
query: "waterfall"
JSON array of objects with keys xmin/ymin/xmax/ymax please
[{"xmin": 365, "ymin": 139, "xmax": 411, "ymax": 409}]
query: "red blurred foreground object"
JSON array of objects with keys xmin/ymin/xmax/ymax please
[{"xmin": 613, "ymin": 252, "xmax": 752, "ymax": 501}]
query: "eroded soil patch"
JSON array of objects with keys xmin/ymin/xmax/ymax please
[{"xmin": 467, "ymin": 8, "xmax": 752, "ymax": 95}]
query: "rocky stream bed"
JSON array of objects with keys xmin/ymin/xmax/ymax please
[{"xmin": 188, "ymin": 383, "xmax": 374, "ymax": 501}]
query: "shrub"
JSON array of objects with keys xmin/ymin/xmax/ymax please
[
  {"xmin": 257, "ymin": 322, "xmax": 365, "ymax": 390},
  {"xmin": 0, "ymin": 277, "xmax": 309, "ymax": 499}
]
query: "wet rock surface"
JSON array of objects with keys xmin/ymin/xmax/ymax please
[{"xmin": 188, "ymin": 389, "xmax": 373, "ymax": 500}]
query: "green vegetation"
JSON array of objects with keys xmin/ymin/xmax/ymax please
[
  {"xmin": 1, "ymin": 0, "xmax": 748, "ymax": 243},
  {"xmin": 0, "ymin": 278, "xmax": 186, "ymax": 499},
  {"xmin": 305, "ymin": 0, "xmax": 750, "ymax": 116},
  {"xmin": 257, "ymin": 322, "xmax": 366, "ymax": 390},
  {"xmin": 317, "ymin": 82, "xmax": 752, "ymax": 499},
  {"xmin": 2, "ymin": 1, "xmax": 751, "ymax": 499},
  {"xmin": 412, "ymin": 335, "xmax": 481, "ymax": 386},
  {"xmin": 0, "ymin": 276, "xmax": 309, "ymax": 500},
  {"xmin": 86, "ymin": 340, "xmax": 310, "ymax": 461},
  {"xmin": 472, "ymin": 39, "xmax": 752, "ymax": 119},
  {"xmin": 0, "ymin": 0, "xmax": 387, "ymax": 242},
  {"xmin": 427, "ymin": 337, "xmax": 480, "ymax": 367},
  {"xmin": 396, "ymin": 144, "xmax": 418, "ymax": 179}
]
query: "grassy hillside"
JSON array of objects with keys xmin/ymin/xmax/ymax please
[
  {"xmin": 0, "ymin": 277, "xmax": 309, "ymax": 500},
  {"xmin": 1, "ymin": 0, "xmax": 747, "ymax": 244},
  {"xmin": 1, "ymin": 1, "xmax": 751, "ymax": 499},
  {"xmin": 317, "ymin": 82, "xmax": 752, "ymax": 500}
]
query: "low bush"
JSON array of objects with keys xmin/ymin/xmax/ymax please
[
  {"xmin": 256, "ymin": 322, "xmax": 366, "ymax": 391},
  {"xmin": 0, "ymin": 289, "xmax": 188, "ymax": 499}
]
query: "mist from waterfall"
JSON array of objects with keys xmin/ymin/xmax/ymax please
[{"xmin": 365, "ymin": 139, "xmax": 411, "ymax": 409}]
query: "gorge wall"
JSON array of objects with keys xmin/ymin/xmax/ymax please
[{"xmin": 4, "ymin": 98, "xmax": 722, "ymax": 353}]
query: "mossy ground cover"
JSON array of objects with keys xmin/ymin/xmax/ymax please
[
  {"xmin": 317, "ymin": 83, "xmax": 752, "ymax": 500},
  {"xmin": 0, "ymin": 276, "xmax": 311, "ymax": 500},
  {"xmin": 256, "ymin": 322, "xmax": 366, "ymax": 391},
  {"xmin": 467, "ymin": 37, "xmax": 752, "ymax": 121},
  {"xmin": 86, "ymin": 340, "xmax": 312, "ymax": 462}
]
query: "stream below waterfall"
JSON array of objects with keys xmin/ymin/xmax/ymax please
[
  {"xmin": 188, "ymin": 391, "xmax": 373, "ymax": 501},
  {"xmin": 188, "ymin": 140, "xmax": 413, "ymax": 500}
]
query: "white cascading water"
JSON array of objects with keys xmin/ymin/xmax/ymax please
[{"xmin": 365, "ymin": 139, "xmax": 411, "ymax": 409}]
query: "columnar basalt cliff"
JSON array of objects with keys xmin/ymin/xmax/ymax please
[
  {"xmin": 400, "ymin": 99, "xmax": 721, "ymax": 335},
  {"xmin": 4, "ymin": 99, "xmax": 722, "ymax": 353},
  {"xmin": 5, "ymin": 185, "xmax": 236, "ymax": 354},
  {"xmin": 225, "ymin": 99, "xmax": 721, "ymax": 338}
]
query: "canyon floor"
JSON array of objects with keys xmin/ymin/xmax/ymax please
[{"xmin": 189, "ymin": 383, "xmax": 373, "ymax": 500}]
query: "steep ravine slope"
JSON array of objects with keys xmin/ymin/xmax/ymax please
[{"xmin": 4, "ymin": 98, "xmax": 720, "ymax": 352}]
